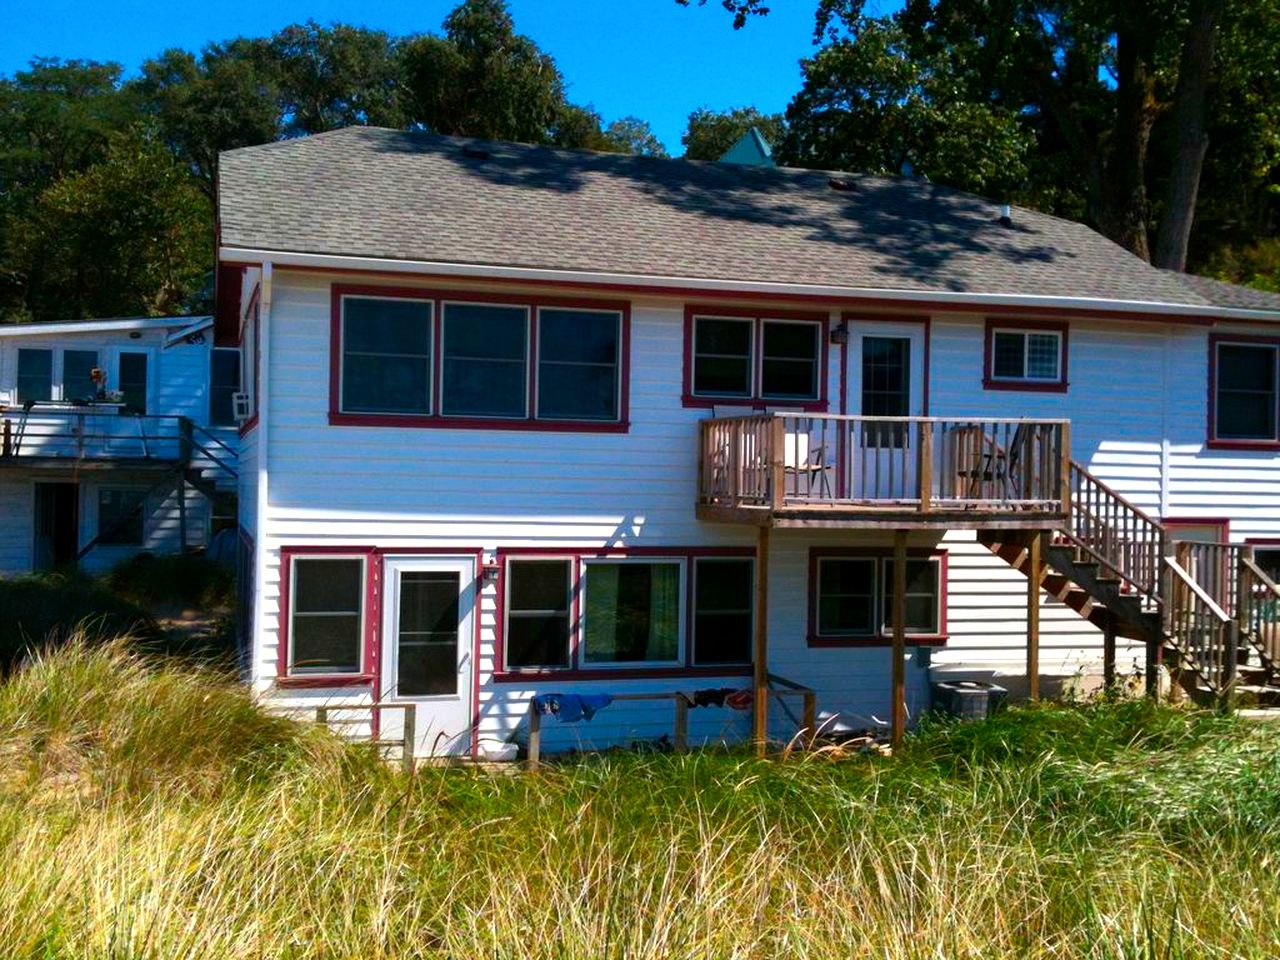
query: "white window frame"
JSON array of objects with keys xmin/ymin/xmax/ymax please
[
  {"xmin": 440, "ymin": 300, "xmax": 531, "ymax": 420},
  {"xmin": 502, "ymin": 555, "xmax": 575, "ymax": 672},
  {"xmin": 287, "ymin": 554, "xmax": 368, "ymax": 676},
  {"xmin": 878, "ymin": 556, "xmax": 943, "ymax": 638},
  {"xmin": 814, "ymin": 556, "xmax": 878, "ymax": 638},
  {"xmin": 989, "ymin": 327, "xmax": 1064, "ymax": 384},
  {"xmin": 337, "ymin": 294, "xmax": 435, "ymax": 416},
  {"xmin": 579, "ymin": 556, "xmax": 687, "ymax": 669},
  {"xmin": 690, "ymin": 314, "xmax": 824, "ymax": 403},
  {"xmin": 1213, "ymin": 339, "xmax": 1280, "ymax": 443},
  {"xmin": 690, "ymin": 556, "xmax": 755, "ymax": 667},
  {"xmin": 691, "ymin": 314, "xmax": 757, "ymax": 400},
  {"xmin": 533, "ymin": 306, "xmax": 624, "ymax": 422},
  {"xmin": 759, "ymin": 317, "xmax": 822, "ymax": 401}
]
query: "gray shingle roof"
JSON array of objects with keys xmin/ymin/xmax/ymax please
[
  {"xmin": 1175, "ymin": 272, "xmax": 1280, "ymax": 312},
  {"xmin": 218, "ymin": 127, "xmax": 1275, "ymax": 313}
]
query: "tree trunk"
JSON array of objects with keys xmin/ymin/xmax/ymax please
[
  {"xmin": 1153, "ymin": 0, "xmax": 1223, "ymax": 271},
  {"xmin": 1099, "ymin": 25, "xmax": 1158, "ymax": 261}
]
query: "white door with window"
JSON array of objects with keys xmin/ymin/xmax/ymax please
[
  {"xmin": 379, "ymin": 557, "xmax": 476, "ymax": 757},
  {"xmin": 845, "ymin": 322, "xmax": 927, "ymax": 500}
]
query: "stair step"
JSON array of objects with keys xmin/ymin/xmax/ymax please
[
  {"xmin": 1234, "ymin": 685, "xmax": 1280, "ymax": 708},
  {"xmin": 1238, "ymin": 665, "xmax": 1272, "ymax": 686}
]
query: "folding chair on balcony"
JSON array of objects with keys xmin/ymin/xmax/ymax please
[{"xmin": 955, "ymin": 423, "xmax": 1027, "ymax": 502}]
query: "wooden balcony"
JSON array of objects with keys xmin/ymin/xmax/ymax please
[{"xmin": 696, "ymin": 414, "xmax": 1071, "ymax": 530}]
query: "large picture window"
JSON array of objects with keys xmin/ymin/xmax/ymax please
[
  {"xmin": 288, "ymin": 557, "xmax": 365, "ymax": 675},
  {"xmin": 16, "ymin": 349, "xmax": 53, "ymax": 404},
  {"xmin": 809, "ymin": 550, "xmax": 945, "ymax": 644},
  {"xmin": 332, "ymin": 288, "xmax": 626, "ymax": 429},
  {"xmin": 582, "ymin": 560, "xmax": 683, "ymax": 665},
  {"xmin": 686, "ymin": 309, "xmax": 826, "ymax": 407},
  {"xmin": 1211, "ymin": 337, "xmax": 1279, "ymax": 445},
  {"xmin": 498, "ymin": 550, "xmax": 754, "ymax": 676},
  {"xmin": 983, "ymin": 321, "xmax": 1068, "ymax": 391}
]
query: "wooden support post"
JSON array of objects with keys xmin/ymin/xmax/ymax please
[
  {"xmin": 1103, "ymin": 616, "xmax": 1117, "ymax": 695},
  {"xmin": 527, "ymin": 700, "xmax": 541, "ymax": 770},
  {"xmin": 401, "ymin": 704, "xmax": 416, "ymax": 775},
  {"xmin": 1154, "ymin": 535, "xmax": 1176, "ymax": 699},
  {"xmin": 802, "ymin": 691, "xmax": 817, "ymax": 749},
  {"xmin": 917, "ymin": 421, "xmax": 933, "ymax": 513},
  {"xmin": 316, "ymin": 706, "xmax": 328, "ymax": 727},
  {"xmin": 1027, "ymin": 530, "xmax": 1042, "ymax": 702},
  {"xmin": 891, "ymin": 530, "xmax": 907, "ymax": 750},
  {"xmin": 2, "ymin": 419, "xmax": 10, "ymax": 457},
  {"xmin": 753, "ymin": 525, "xmax": 770, "ymax": 756},
  {"xmin": 674, "ymin": 696, "xmax": 689, "ymax": 753},
  {"xmin": 1059, "ymin": 422, "xmax": 1072, "ymax": 516},
  {"xmin": 769, "ymin": 416, "xmax": 786, "ymax": 509}
]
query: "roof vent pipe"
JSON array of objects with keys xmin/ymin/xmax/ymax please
[{"xmin": 998, "ymin": 203, "xmax": 1013, "ymax": 228}]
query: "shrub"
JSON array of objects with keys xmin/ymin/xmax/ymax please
[{"xmin": 106, "ymin": 552, "xmax": 235, "ymax": 609}]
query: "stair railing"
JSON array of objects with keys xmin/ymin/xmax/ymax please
[
  {"xmin": 1065, "ymin": 461, "xmax": 1165, "ymax": 601},
  {"xmin": 1240, "ymin": 549, "xmax": 1280, "ymax": 673},
  {"xmin": 1163, "ymin": 553, "xmax": 1238, "ymax": 698}
]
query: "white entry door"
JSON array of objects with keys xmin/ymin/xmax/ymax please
[
  {"xmin": 846, "ymin": 323, "xmax": 927, "ymax": 501},
  {"xmin": 379, "ymin": 557, "xmax": 476, "ymax": 758}
]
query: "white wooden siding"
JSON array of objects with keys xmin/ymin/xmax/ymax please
[{"xmin": 247, "ymin": 270, "xmax": 1277, "ymax": 751}]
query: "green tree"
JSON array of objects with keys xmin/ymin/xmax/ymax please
[
  {"xmin": 603, "ymin": 116, "xmax": 668, "ymax": 157},
  {"xmin": 9, "ymin": 132, "xmax": 212, "ymax": 321},
  {"xmin": 681, "ymin": 106, "xmax": 785, "ymax": 160}
]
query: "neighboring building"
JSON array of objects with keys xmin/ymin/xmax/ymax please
[
  {"xmin": 0, "ymin": 316, "xmax": 239, "ymax": 573},
  {"xmin": 216, "ymin": 128, "xmax": 1280, "ymax": 760}
]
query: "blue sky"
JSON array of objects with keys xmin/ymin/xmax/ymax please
[{"xmin": 0, "ymin": 0, "xmax": 849, "ymax": 154}]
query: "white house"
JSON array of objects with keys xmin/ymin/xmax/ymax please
[
  {"xmin": 0, "ymin": 315, "xmax": 240, "ymax": 573},
  {"xmin": 215, "ymin": 127, "xmax": 1280, "ymax": 760}
]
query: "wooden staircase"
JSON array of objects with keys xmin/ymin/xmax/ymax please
[{"xmin": 978, "ymin": 461, "xmax": 1280, "ymax": 708}]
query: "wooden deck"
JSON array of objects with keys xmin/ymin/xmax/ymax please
[{"xmin": 697, "ymin": 413, "xmax": 1071, "ymax": 530}]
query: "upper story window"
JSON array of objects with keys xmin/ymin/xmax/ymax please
[
  {"xmin": 983, "ymin": 320, "xmax": 1068, "ymax": 392},
  {"xmin": 16, "ymin": 348, "xmax": 53, "ymax": 404},
  {"xmin": 1211, "ymin": 336, "xmax": 1279, "ymax": 447},
  {"xmin": 684, "ymin": 308, "xmax": 827, "ymax": 409},
  {"xmin": 331, "ymin": 287, "xmax": 628, "ymax": 431},
  {"xmin": 209, "ymin": 348, "xmax": 242, "ymax": 427},
  {"xmin": 15, "ymin": 347, "xmax": 107, "ymax": 405}
]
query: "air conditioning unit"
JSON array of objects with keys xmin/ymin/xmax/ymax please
[{"xmin": 232, "ymin": 392, "xmax": 252, "ymax": 422}]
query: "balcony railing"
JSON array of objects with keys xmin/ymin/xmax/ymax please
[
  {"xmin": 0, "ymin": 401, "xmax": 236, "ymax": 480},
  {"xmin": 697, "ymin": 414, "xmax": 1070, "ymax": 522}
]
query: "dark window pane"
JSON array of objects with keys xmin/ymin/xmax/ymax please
[
  {"xmin": 293, "ymin": 559, "xmax": 363, "ymax": 614},
  {"xmin": 992, "ymin": 332, "xmax": 1025, "ymax": 379},
  {"xmin": 1216, "ymin": 345, "xmax": 1277, "ymax": 440},
  {"xmin": 882, "ymin": 559, "xmax": 940, "ymax": 635},
  {"xmin": 396, "ymin": 571, "xmax": 459, "ymax": 696},
  {"xmin": 342, "ymin": 298, "xmax": 432, "ymax": 414},
  {"xmin": 118, "ymin": 353, "xmax": 148, "ymax": 414},
  {"xmin": 537, "ymin": 309, "xmax": 620, "ymax": 421},
  {"xmin": 506, "ymin": 560, "xmax": 571, "ymax": 669},
  {"xmin": 761, "ymin": 322, "xmax": 819, "ymax": 399},
  {"xmin": 210, "ymin": 348, "xmax": 241, "ymax": 426},
  {"xmin": 291, "ymin": 558, "xmax": 363, "ymax": 674},
  {"xmin": 860, "ymin": 336, "xmax": 909, "ymax": 426},
  {"xmin": 64, "ymin": 350, "xmax": 98, "ymax": 402},
  {"xmin": 17, "ymin": 349, "xmax": 52, "ymax": 404},
  {"xmin": 816, "ymin": 558, "xmax": 876, "ymax": 635},
  {"xmin": 97, "ymin": 488, "xmax": 146, "ymax": 545},
  {"xmin": 693, "ymin": 559, "xmax": 753, "ymax": 665},
  {"xmin": 442, "ymin": 303, "xmax": 527, "ymax": 417},
  {"xmin": 693, "ymin": 318, "xmax": 753, "ymax": 396},
  {"xmin": 583, "ymin": 562, "xmax": 681, "ymax": 663}
]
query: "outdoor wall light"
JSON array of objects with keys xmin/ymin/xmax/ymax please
[{"xmin": 829, "ymin": 323, "xmax": 849, "ymax": 345}]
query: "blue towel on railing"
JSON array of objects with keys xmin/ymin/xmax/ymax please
[{"xmin": 532, "ymin": 693, "xmax": 614, "ymax": 723}]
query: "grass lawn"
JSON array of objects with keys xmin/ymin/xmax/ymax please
[{"xmin": 2, "ymin": 642, "xmax": 1279, "ymax": 959}]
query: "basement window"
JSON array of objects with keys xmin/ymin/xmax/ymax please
[
  {"xmin": 809, "ymin": 549, "xmax": 947, "ymax": 645},
  {"xmin": 97, "ymin": 488, "xmax": 146, "ymax": 546},
  {"xmin": 287, "ymin": 557, "xmax": 365, "ymax": 675}
]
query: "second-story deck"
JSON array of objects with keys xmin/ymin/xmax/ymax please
[{"xmin": 697, "ymin": 414, "xmax": 1071, "ymax": 529}]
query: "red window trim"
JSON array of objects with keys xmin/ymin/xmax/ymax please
[
  {"xmin": 1206, "ymin": 333, "xmax": 1280, "ymax": 450},
  {"xmin": 276, "ymin": 545, "xmax": 380, "ymax": 688},
  {"xmin": 981, "ymin": 318, "xmax": 1069, "ymax": 393},
  {"xmin": 806, "ymin": 546, "xmax": 949, "ymax": 648},
  {"xmin": 682, "ymin": 305, "xmax": 830, "ymax": 411},
  {"xmin": 328, "ymin": 284, "xmax": 631, "ymax": 433},
  {"xmin": 1162, "ymin": 517, "xmax": 1231, "ymax": 541},
  {"xmin": 493, "ymin": 545, "xmax": 758, "ymax": 681}
]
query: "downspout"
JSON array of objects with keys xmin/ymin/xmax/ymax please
[{"xmin": 252, "ymin": 261, "xmax": 273, "ymax": 687}]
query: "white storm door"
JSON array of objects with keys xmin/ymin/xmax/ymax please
[
  {"xmin": 846, "ymin": 323, "xmax": 926, "ymax": 502},
  {"xmin": 379, "ymin": 557, "xmax": 476, "ymax": 757}
]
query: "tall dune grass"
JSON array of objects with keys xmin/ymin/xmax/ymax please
[{"xmin": 2, "ymin": 640, "xmax": 1278, "ymax": 958}]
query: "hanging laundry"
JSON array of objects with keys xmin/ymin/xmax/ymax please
[
  {"xmin": 689, "ymin": 687, "xmax": 736, "ymax": 708},
  {"xmin": 532, "ymin": 693, "xmax": 614, "ymax": 723},
  {"xmin": 725, "ymin": 690, "xmax": 753, "ymax": 711}
]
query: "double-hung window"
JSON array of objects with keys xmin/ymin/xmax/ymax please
[
  {"xmin": 1211, "ymin": 337, "xmax": 1280, "ymax": 446},
  {"xmin": 686, "ymin": 310, "xmax": 825, "ymax": 407},
  {"xmin": 810, "ymin": 551, "xmax": 945, "ymax": 644},
  {"xmin": 287, "ymin": 556, "xmax": 366, "ymax": 675},
  {"xmin": 334, "ymin": 289, "xmax": 626, "ymax": 427},
  {"xmin": 500, "ymin": 553, "xmax": 754, "ymax": 673},
  {"xmin": 63, "ymin": 350, "xmax": 99, "ymax": 402},
  {"xmin": 984, "ymin": 322, "xmax": 1067, "ymax": 390},
  {"xmin": 16, "ymin": 349, "xmax": 53, "ymax": 404}
]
